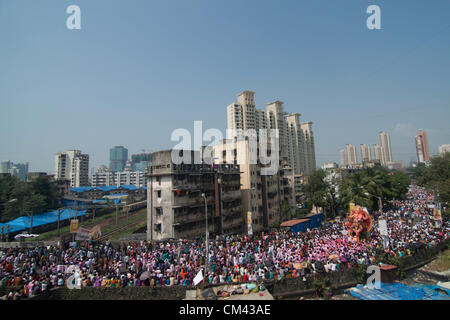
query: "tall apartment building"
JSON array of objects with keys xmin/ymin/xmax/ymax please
[
  {"xmin": 373, "ymin": 144, "xmax": 384, "ymax": 164},
  {"xmin": 91, "ymin": 171, "xmax": 115, "ymax": 187},
  {"xmin": 285, "ymin": 113, "xmax": 305, "ymax": 174},
  {"xmin": 415, "ymin": 130, "xmax": 430, "ymax": 163},
  {"xmin": 226, "ymin": 90, "xmax": 316, "ymax": 176},
  {"xmin": 211, "ymin": 138, "xmax": 285, "ymax": 233},
  {"xmin": 266, "ymin": 101, "xmax": 289, "ymax": 164},
  {"xmin": 110, "ymin": 146, "xmax": 128, "ymax": 172},
  {"xmin": 54, "ymin": 150, "xmax": 89, "ymax": 187},
  {"xmin": 300, "ymin": 122, "xmax": 316, "ymax": 174},
  {"xmin": 379, "ymin": 131, "xmax": 393, "ymax": 165},
  {"xmin": 439, "ymin": 144, "xmax": 450, "ymax": 156},
  {"xmin": 344, "ymin": 144, "xmax": 358, "ymax": 166},
  {"xmin": 147, "ymin": 150, "xmax": 242, "ymax": 241},
  {"xmin": 116, "ymin": 171, "xmax": 146, "ymax": 187},
  {"xmin": 340, "ymin": 149, "xmax": 348, "ymax": 167},
  {"xmin": 360, "ymin": 144, "xmax": 372, "ymax": 163},
  {"xmin": 91, "ymin": 170, "xmax": 146, "ymax": 188}
]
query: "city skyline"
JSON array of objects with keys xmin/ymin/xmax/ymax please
[{"xmin": 1, "ymin": 1, "xmax": 450, "ymax": 173}]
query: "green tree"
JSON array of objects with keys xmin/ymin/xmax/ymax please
[
  {"xmin": 0, "ymin": 175, "xmax": 60, "ymax": 223},
  {"xmin": 303, "ymin": 169, "xmax": 339, "ymax": 219},
  {"xmin": 411, "ymin": 153, "xmax": 450, "ymax": 205},
  {"xmin": 23, "ymin": 193, "xmax": 46, "ymax": 233},
  {"xmin": 30, "ymin": 176, "xmax": 59, "ymax": 209},
  {"xmin": 339, "ymin": 166, "xmax": 410, "ymax": 213},
  {"xmin": 279, "ymin": 201, "xmax": 293, "ymax": 225}
]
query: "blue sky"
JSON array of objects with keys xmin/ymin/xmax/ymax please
[{"xmin": 1, "ymin": 0, "xmax": 449, "ymax": 173}]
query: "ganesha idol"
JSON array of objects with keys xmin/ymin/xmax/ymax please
[{"xmin": 345, "ymin": 206, "xmax": 373, "ymax": 242}]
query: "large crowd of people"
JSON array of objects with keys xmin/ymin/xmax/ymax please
[{"xmin": 1, "ymin": 184, "xmax": 448, "ymax": 300}]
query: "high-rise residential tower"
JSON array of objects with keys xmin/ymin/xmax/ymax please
[
  {"xmin": 379, "ymin": 131, "xmax": 393, "ymax": 165},
  {"xmin": 55, "ymin": 150, "xmax": 89, "ymax": 187},
  {"xmin": 300, "ymin": 122, "xmax": 316, "ymax": 174},
  {"xmin": 415, "ymin": 130, "xmax": 430, "ymax": 163},
  {"xmin": 226, "ymin": 90, "xmax": 316, "ymax": 175},
  {"xmin": 340, "ymin": 149, "xmax": 348, "ymax": 167},
  {"xmin": 345, "ymin": 144, "xmax": 358, "ymax": 165},
  {"xmin": 373, "ymin": 144, "xmax": 383, "ymax": 164},
  {"xmin": 360, "ymin": 144, "xmax": 372, "ymax": 163}
]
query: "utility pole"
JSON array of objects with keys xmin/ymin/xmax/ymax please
[
  {"xmin": 202, "ymin": 193, "xmax": 209, "ymax": 274},
  {"xmin": 57, "ymin": 208, "xmax": 62, "ymax": 236},
  {"xmin": 115, "ymin": 203, "xmax": 118, "ymax": 225}
]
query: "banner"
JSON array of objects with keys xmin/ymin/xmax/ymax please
[
  {"xmin": 70, "ymin": 219, "xmax": 79, "ymax": 234},
  {"xmin": 433, "ymin": 208, "xmax": 442, "ymax": 221},
  {"xmin": 75, "ymin": 227, "xmax": 90, "ymax": 241},
  {"xmin": 90, "ymin": 225, "xmax": 102, "ymax": 240},
  {"xmin": 247, "ymin": 211, "xmax": 253, "ymax": 236},
  {"xmin": 378, "ymin": 219, "xmax": 388, "ymax": 236},
  {"xmin": 193, "ymin": 270, "xmax": 204, "ymax": 286},
  {"xmin": 75, "ymin": 225, "xmax": 102, "ymax": 241}
]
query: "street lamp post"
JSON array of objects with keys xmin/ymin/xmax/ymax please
[{"xmin": 365, "ymin": 192, "xmax": 389, "ymax": 247}]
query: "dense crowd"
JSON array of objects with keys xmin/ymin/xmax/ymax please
[{"xmin": 1, "ymin": 184, "xmax": 448, "ymax": 300}]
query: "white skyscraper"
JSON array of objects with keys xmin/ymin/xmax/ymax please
[
  {"xmin": 300, "ymin": 122, "xmax": 316, "ymax": 174},
  {"xmin": 226, "ymin": 90, "xmax": 316, "ymax": 175},
  {"xmin": 379, "ymin": 131, "xmax": 393, "ymax": 165},
  {"xmin": 286, "ymin": 113, "xmax": 305, "ymax": 174},
  {"xmin": 345, "ymin": 144, "xmax": 358, "ymax": 165},
  {"xmin": 340, "ymin": 149, "xmax": 348, "ymax": 167},
  {"xmin": 360, "ymin": 144, "xmax": 372, "ymax": 163},
  {"xmin": 373, "ymin": 144, "xmax": 383, "ymax": 164},
  {"xmin": 55, "ymin": 150, "xmax": 89, "ymax": 187}
]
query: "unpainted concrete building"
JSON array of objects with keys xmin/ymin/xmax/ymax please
[{"xmin": 147, "ymin": 150, "xmax": 242, "ymax": 241}]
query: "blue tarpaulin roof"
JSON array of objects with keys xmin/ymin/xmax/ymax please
[
  {"xmin": 0, "ymin": 209, "xmax": 87, "ymax": 233},
  {"xmin": 119, "ymin": 185, "xmax": 139, "ymax": 190},
  {"xmin": 95, "ymin": 186, "xmax": 117, "ymax": 192},
  {"xmin": 92, "ymin": 199, "xmax": 107, "ymax": 204},
  {"xmin": 70, "ymin": 187, "xmax": 94, "ymax": 193},
  {"xmin": 70, "ymin": 185, "xmax": 145, "ymax": 193},
  {"xmin": 348, "ymin": 282, "xmax": 450, "ymax": 300}
]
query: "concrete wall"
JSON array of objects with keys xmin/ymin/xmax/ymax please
[
  {"xmin": 30, "ymin": 286, "xmax": 190, "ymax": 300},
  {"xmin": 0, "ymin": 241, "xmax": 61, "ymax": 249}
]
